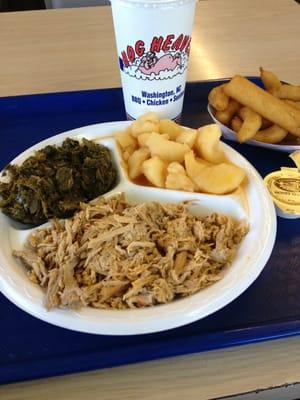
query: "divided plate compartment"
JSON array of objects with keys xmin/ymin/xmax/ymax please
[{"xmin": 0, "ymin": 121, "xmax": 276, "ymax": 336}]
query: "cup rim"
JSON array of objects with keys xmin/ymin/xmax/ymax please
[{"xmin": 110, "ymin": 0, "xmax": 195, "ymax": 7}]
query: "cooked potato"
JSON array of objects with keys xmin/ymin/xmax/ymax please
[
  {"xmin": 115, "ymin": 112, "xmax": 248, "ymax": 196},
  {"xmin": 146, "ymin": 133, "xmax": 190, "ymax": 163},
  {"xmin": 142, "ymin": 156, "xmax": 167, "ymax": 188},
  {"xmin": 165, "ymin": 162, "xmax": 195, "ymax": 192},
  {"xmin": 116, "ymin": 130, "xmax": 137, "ymax": 150},
  {"xmin": 195, "ymin": 163, "xmax": 246, "ymax": 194},
  {"xmin": 195, "ymin": 156, "xmax": 212, "ymax": 167},
  {"xmin": 175, "ymin": 128, "xmax": 197, "ymax": 148},
  {"xmin": 137, "ymin": 133, "xmax": 151, "ymax": 147},
  {"xmin": 131, "ymin": 119, "xmax": 159, "ymax": 137},
  {"xmin": 185, "ymin": 152, "xmax": 245, "ymax": 194},
  {"xmin": 128, "ymin": 148, "xmax": 150, "ymax": 179},
  {"xmin": 138, "ymin": 132, "xmax": 169, "ymax": 147},
  {"xmin": 122, "ymin": 150, "xmax": 131, "ymax": 162},
  {"xmin": 194, "ymin": 124, "xmax": 225, "ymax": 163},
  {"xmin": 159, "ymin": 119, "xmax": 182, "ymax": 140},
  {"xmin": 166, "ymin": 162, "xmax": 187, "ymax": 175},
  {"xmin": 139, "ymin": 112, "xmax": 159, "ymax": 123},
  {"xmin": 185, "ymin": 151, "xmax": 207, "ymax": 180}
]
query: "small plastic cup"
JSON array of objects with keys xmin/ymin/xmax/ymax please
[{"xmin": 110, "ymin": 0, "xmax": 196, "ymax": 121}]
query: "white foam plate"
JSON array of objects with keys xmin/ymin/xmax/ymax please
[
  {"xmin": 0, "ymin": 121, "xmax": 277, "ymax": 335},
  {"xmin": 207, "ymin": 104, "xmax": 300, "ymax": 153}
]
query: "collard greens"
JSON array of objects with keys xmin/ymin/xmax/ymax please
[{"xmin": 0, "ymin": 138, "xmax": 117, "ymax": 225}]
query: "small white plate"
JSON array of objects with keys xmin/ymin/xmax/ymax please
[
  {"xmin": 208, "ymin": 104, "xmax": 300, "ymax": 153},
  {"xmin": 0, "ymin": 121, "xmax": 277, "ymax": 335}
]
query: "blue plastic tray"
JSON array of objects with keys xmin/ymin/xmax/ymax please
[{"xmin": 0, "ymin": 79, "xmax": 299, "ymax": 385}]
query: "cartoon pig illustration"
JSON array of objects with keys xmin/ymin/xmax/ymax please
[{"xmin": 138, "ymin": 52, "xmax": 181, "ymax": 75}]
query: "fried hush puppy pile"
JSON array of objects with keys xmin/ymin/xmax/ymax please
[{"xmin": 208, "ymin": 68, "xmax": 300, "ymax": 144}]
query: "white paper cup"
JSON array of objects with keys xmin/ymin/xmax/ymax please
[{"xmin": 110, "ymin": 0, "xmax": 196, "ymax": 120}]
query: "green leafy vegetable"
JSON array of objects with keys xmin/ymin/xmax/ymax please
[{"xmin": 0, "ymin": 138, "xmax": 117, "ymax": 225}]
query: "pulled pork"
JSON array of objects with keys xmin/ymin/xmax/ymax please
[{"xmin": 13, "ymin": 194, "xmax": 248, "ymax": 310}]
